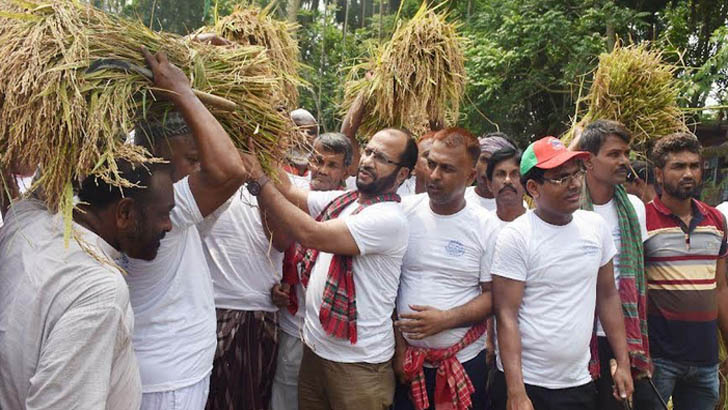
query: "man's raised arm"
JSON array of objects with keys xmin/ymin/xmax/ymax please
[{"xmin": 142, "ymin": 47, "xmax": 244, "ymax": 218}]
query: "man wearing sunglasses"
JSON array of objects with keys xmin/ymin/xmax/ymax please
[
  {"xmin": 239, "ymin": 128, "xmax": 417, "ymax": 410},
  {"xmin": 490, "ymin": 136, "xmax": 633, "ymax": 410}
]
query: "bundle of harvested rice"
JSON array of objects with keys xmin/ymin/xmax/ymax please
[
  {"xmin": 211, "ymin": 3, "xmax": 301, "ymax": 110},
  {"xmin": 562, "ymin": 42, "xmax": 688, "ymax": 151},
  {"xmin": 341, "ymin": 2, "xmax": 466, "ymax": 139},
  {"xmin": 0, "ymin": 0, "xmax": 294, "ymax": 233}
]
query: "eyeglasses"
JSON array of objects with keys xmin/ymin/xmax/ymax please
[
  {"xmin": 362, "ymin": 147, "xmax": 402, "ymax": 167},
  {"xmin": 543, "ymin": 169, "xmax": 585, "ymax": 186}
]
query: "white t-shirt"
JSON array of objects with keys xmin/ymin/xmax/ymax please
[
  {"xmin": 198, "ymin": 188, "xmax": 284, "ymax": 311},
  {"xmin": 716, "ymin": 202, "xmax": 728, "ymax": 221},
  {"xmin": 302, "ymin": 190, "xmax": 409, "ymax": 363},
  {"xmin": 0, "ymin": 200, "xmax": 141, "ymax": 410},
  {"xmin": 491, "ymin": 210, "xmax": 617, "ymax": 389},
  {"xmin": 464, "ymin": 186, "xmax": 496, "ymax": 212},
  {"xmin": 591, "ymin": 194, "xmax": 647, "ymax": 336},
  {"xmin": 398, "ymin": 194, "xmax": 500, "ymax": 364},
  {"xmin": 397, "ymin": 176, "xmax": 417, "ymax": 197},
  {"xmin": 278, "ymin": 173, "xmax": 315, "ymax": 337},
  {"xmin": 289, "ymin": 172, "xmax": 312, "ymax": 189},
  {"xmin": 345, "ymin": 176, "xmax": 357, "ymax": 191},
  {"xmin": 122, "ymin": 177, "xmax": 217, "ymax": 393}
]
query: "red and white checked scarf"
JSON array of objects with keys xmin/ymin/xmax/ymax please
[
  {"xmin": 403, "ymin": 322, "xmax": 487, "ymax": 410},
  {"xmin": 296, "ymin": 190, "xmax": 400, "ymax": 343}
]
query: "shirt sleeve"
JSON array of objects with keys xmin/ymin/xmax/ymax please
[
  {"xmin": 599, "ymin": 214, "xmax": 618, "ymax": 267},
  {"xmin": 307, "ymin": 190, "xmax": 346, "ymax": 218},
  {"xmin": 171, "ymin": 176, "xmax": 204, "ymax": 229},
  {"xmin": 345, "ymin": 204, "xmax": 408, "ymax": 256},
  {"xmin": 26, "ymin": 304, "xmax": 129, "ymax": 409},
  {"xmin": 629, "ymin": 195, "xmax": 649, "ymax": 243},
  {"xmin": 490, "ymin": 224, "xmax": 529, "ymax": 282},
  {"xmin": 480, "ymin": 214, "xmax": 502, "ymax": 283}
]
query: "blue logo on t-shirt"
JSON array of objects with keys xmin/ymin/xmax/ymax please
[{"xmin": 445, "ymin": 240, "xmax": 465, "ymax": 257}]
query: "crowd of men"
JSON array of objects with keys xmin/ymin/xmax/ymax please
[{"xmin": 0, "ymin": 46, "xmax": 727, "ymax": 410}]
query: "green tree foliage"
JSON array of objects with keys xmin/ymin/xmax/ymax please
[
  {"xmin": 96, "ymin": 0, "xmax": 726, "ymax": 145},
  {"xmin": 459, "ymin": 0, "xmax": 650, "ymax": 144}
]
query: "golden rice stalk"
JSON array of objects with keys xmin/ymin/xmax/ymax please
[
  {"xmin": 211, "ymin": 3, "xmax": 302, "ymax": 110},
  {"xmin": 341, "ymin": 2, "xmax": 466, "ymax": 139},
  {"xmin": 562, "ymin": 42, "xmax": 688, "ymax": 152},
  {"xmin": 0, "ymin": 0, "xmax": 295, "ymax": 234}
]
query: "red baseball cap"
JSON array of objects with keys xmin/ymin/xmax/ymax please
[{"xmin": 520, "ymin": 136, "xmax": 590, "ymax": 175}]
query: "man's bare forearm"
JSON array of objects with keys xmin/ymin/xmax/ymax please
[
  {"xmin": 597, "ymin": 284, "xmax": 630, "ymax": 367},
  {"xmin": 442, "ymin": 289, "xmax": 492, "ymax": 330},
  {"xmin": 497, "ymin": 311, "xmax": 526, "ymax": 395}
]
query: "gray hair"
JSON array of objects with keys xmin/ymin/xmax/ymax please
[{"xmin": 314, "ymin": 132, "xmax": 353, "ymax": 167}]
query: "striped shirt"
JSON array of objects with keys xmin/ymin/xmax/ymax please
[{"xmin": 644, "ymin": 196, "xmax": 727, "ymax": 366}]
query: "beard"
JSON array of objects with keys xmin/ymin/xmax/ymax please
[
  {"xmin": 662, "ymin": 179, "xmax": 701, "ymax": 200},
  {"xmin": 357, "ymin": 166, "xmax": 400, "ymax": 195}
]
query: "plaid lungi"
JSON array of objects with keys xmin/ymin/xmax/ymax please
[{"xmin": 206, "ymin": 309, "xmax": 278, "ymax": 410}]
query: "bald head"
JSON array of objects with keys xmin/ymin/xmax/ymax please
[{"xmin": 290, "ymin": 108, "xmax": 318, "ymax": 140}]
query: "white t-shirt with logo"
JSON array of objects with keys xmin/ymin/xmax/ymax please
[
  {"xmin": 398, "ymin": 193, "xmax": 500, "ymax": 364},
  {"xmin": 198, "ymin": 188, "xmax": 284, "ymax": 311},
  {"xmin": 302, "ymin": 190, "xmax": 409, "ymax": 363},
  {"xmin": 491, "ymin": 210, "xmax": 616, "ymax": 389},
  {"xmin": 122, "ymin": 177, "xmax": 217, "ymax": 393},
  {"xmin": 591, "ymin": 194, "xmax": 647, "ymax": 336}
]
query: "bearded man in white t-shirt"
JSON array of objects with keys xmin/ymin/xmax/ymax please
[
  {"xmin": 392, "ymin": 127, "xmax": 500, "ymax": 410},
  {"xmin": 124, "ymin": 49, "xmax": 247, "ymax": 410},
  {"xmin": 239, "ymin": 128, "xmax": 417, "ymax": 410},
  {"xmin": 575, "ymin": 120, "xmax": 650, "ymax": 410},
  {"xmin": 490, "ymin": 136, "xmax": 634, "ymax": 410},
  {"xmin": 270, "ymin": 132, "xmax": 354, "ymax": 410}
]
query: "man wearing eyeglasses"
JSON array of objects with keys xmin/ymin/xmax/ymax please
[
  {"xmin": 239, "ymin": 128, "xmax": 418, "ymax": 410},
  {"xmin": 574, "ymin": 120, "xmax": 650, "ymax": 410},
  {"xmin": 490, "ymin": 137, "xmax": 634, "ymax": 410}
]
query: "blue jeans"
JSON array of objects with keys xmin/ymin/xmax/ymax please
[{"xmin": 640, "ymin": 357, "xmax": 719, "ymax": 410}]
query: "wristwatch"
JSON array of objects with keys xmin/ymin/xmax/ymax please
[{"xmin": 247, "ymin": 175, "xmax": 270, "ymax": 196}]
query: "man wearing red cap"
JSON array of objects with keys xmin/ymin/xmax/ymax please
[{"xmin": 490, "ymin": 137, "xmax": 634, "ymax": 410}]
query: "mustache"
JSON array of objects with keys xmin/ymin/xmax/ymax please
[
  {"xmin": 498, "ymin": 184, "xmax": 517, "ymax": 194},
  {"xmin": 358, "ymin": 165, "xmax": 375, "ymax": 176}
]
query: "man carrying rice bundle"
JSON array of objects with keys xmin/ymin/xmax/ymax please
[
  {"xmin": 121, "ymin": 47, "xmax": 247, "ymax": 410},
  {"xmin": 0, "ymin": 48, "xmax": 207, "ymax": 410}
]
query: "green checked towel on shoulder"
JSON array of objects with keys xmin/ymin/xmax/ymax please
[{"xmin": 584, "ymin": 184, "xmax": 651, "ymax": 378}]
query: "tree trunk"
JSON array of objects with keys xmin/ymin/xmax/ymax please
[
  {"xmin": 342, "ymin": 0, "xmax": 349, "ymax": 44},
  {"xmin": 287, "ymin": 0, "xmax": 301, "ymax": 23},
  {"xmin": 378, "ymin": 0, "xmax": 383, "ymax": 40},
  {"xmin": 317, "ymin": 0, "xmax": 327, "ymax": 127},
  {"xmin": 606, "ymin": 22, "xmax": 615, "ymax": 52}
]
